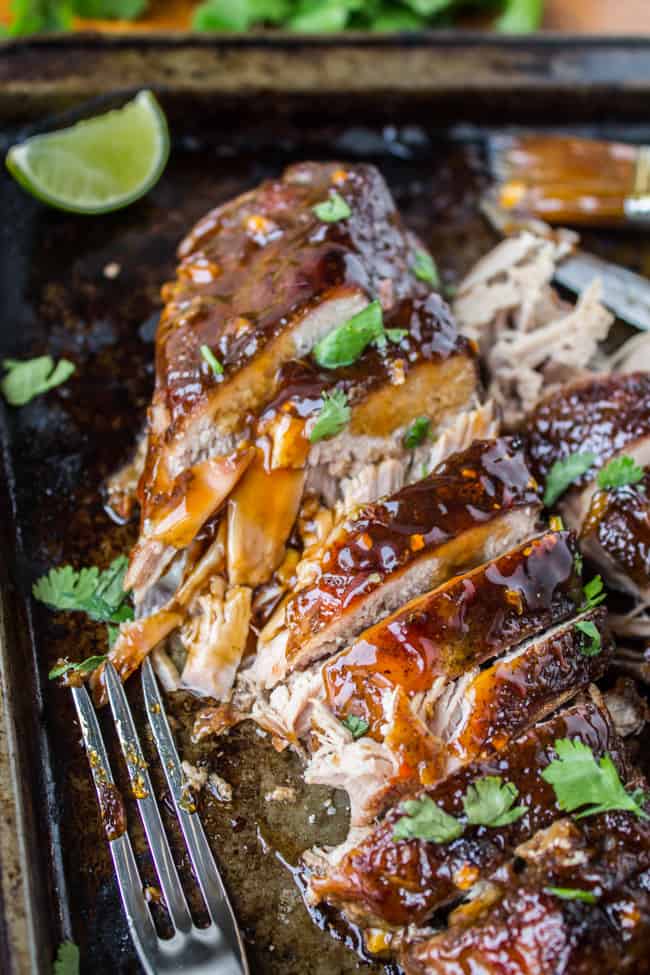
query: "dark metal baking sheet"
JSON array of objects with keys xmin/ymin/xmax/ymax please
[{"xmin": 2, "ymin": 36, "xmax": 650, "ymax": 975}]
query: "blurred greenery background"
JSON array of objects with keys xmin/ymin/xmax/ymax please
[{"xmin": 3, "ymin": 0, "xmax": 544, "ymax": 37}]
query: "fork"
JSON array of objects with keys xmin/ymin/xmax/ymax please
[{"xmin": 71, "ymin": 657, "xmax": 250, "ymax": 975}]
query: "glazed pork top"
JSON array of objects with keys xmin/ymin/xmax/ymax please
[{"xmin": 140, "ymin": 161, "xmax": 432, "ymax": 509}]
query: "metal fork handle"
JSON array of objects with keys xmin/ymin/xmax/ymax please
[{"xmin": 71, "ymin": 665, "xmax": 249, "ymax": 975}]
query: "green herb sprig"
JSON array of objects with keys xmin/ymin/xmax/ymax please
[
  {"xmin": 1, "ymin": 356, "xmax": 75, "ymax": 406},
  {"xmin": 541, "ymin": 738, "xmax": 648, "ymax": 820},
  {"xmin": 33, "ymin": 556, "xmax": 134, "ymax": 650},
  {"xmin": 309, "ymin": 389, "xmax": 351, "ymax": 443}
]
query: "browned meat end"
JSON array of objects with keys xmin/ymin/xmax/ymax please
[
  {"xmin": 400, "ymin": 812, "xmax": 650, "ymax": 975},
  {"xmin": 580, "ymin": 469, "xmax": 650, "ymax": 600},
  {"xmin": 308, "ymin": 689, "xmax": 622, "ymax": 930}
]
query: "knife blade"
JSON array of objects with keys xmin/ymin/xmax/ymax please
[{"xmin": 554, "ymin": 251, "xmax": 650, "ymax": 332}]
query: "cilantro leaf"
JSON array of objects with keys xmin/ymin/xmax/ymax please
[
  {"xmin": 342, "ymin": 714, "xmax": 369, "ymax": 739},
  {"xmin": 200, "ymin": 344, "xmax": 224, "ymax": 377},
  {"xmin": 404, "ymin": 416, "xmax": 431, "ymax": 449},
  {"xmin": 1, "ymin": 356, "xmax": 75, "ymax": 406},
  {"xmin": 33, "ymin": 557, "xmax": 133, "ymax": 646},
  {"xmin": 543, "ymin": 452, "xmax": 596, "ymax": 507},
  {"xmin": 541, "ymin": 738, "xmax": 648, "ymax": 820},
  {"xmin": 597, "ymin": 455, "xmax": 644, "ymax": 491},
  {"xmin": 53, "ymin": 941, "xmax": 80, "ymax": 975},
  {"xmin": 581, "ymin": 575, "xmax": 606, "ymax": 611},
  {"xmin": 575, "ymin": 620, "xmax": 601, "ymax": 657},
  {"xmin": 411, "ymin": 249, "xmax": 440, "ymax": 287},
  {"xmin": 312, "ymin": 190, "xmax": 351, "ymax": 222},
  {"xmin": 393, "ymin": 796, "xmax": 463, "ymax": 843},
  {"xmin": 49, "ymin": 654, "xmax": 108, "ymax": 680},
  {"xmin": 462, "ymin": 775, "xmax": 527, "ymax": 827},
  {"xmin": 309, "ymin": 389, "xmax": 351, "ymax": 443},
  {"xmin": 313, "ymin": 301, "xmax": 386, "ymax": 369},
  {"xmin": 33, "ymin": 565, "xmax": 100, "ymax": 611},
  {"xmin": 385, "ymin": 328, "xmax": 408, "ymax": 343},
  {"xmin": 544, "ymin": 886, "xmax": 597, "ymax": 904}
]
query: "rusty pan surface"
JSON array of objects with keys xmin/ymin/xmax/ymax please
[{"xmin": 2, "ymin": 37, "xmax": 650, "ymax": 975}]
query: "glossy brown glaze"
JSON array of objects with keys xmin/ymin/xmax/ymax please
[
  {"xmin": 284, "ymin": 438, "xmax": 541, "ymax": 664},
  {"xmin": 141, "ymin": 162, "xmax": 430, "ymax": 505},
  {"xmin": 581, "ymin": 472, "xmax": 650, "ymax": 595},
  {"xmin": 260, "ymin": 293, "xmax": 469, "ymax": 426},
  {"xmin": 311, "ymin": 694, "xmax": 620, "ymax": 929},
  {"xmin": 526, "ymin": 372, "xmax": 650, "ymax": 491},
  {"xmin": 401, "ymin": 816, "xmax": 650, "ymax": 975},
  {"xmin": 322, "ymin": 531, "xmax": 581, "ymax": 735},
  {"xmin": 451, "ymin": 607, "xmax": 612, "ymax": 762}
]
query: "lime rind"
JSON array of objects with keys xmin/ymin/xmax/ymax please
[{"xmin": 5, "ymin": 90, "xmax": 170, "ymax": 214}]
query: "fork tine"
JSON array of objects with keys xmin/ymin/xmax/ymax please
[
  {"xmin": 71, "ymin": 684, "xmax": 159, "ymax": 973},
  {"xmin": 104, "ymin": 662, "xmax": 194, "ymax": 934},
  {"xmin": 141, "ymin": 657, "xmax": 250, "ymax": 973}
]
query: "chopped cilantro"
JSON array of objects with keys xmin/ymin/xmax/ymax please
[
  {"xmin": 309, "ymin": 389, "xmax": 350, "ymax": 443},
  {"xmin": 575, "ymin": 619, "xmax": 602, "ymax": 657},
  {"xmin": 341, "ymin": 714, "xmax": 369, "ymax": 739},
  {"xmin": 541, "ymin": 738, "xmax": 648, "ymax": 820},
  {"xmin": 33, "ymin": 556, "xmax": 134, "ymax": 648},
  {"xmin": 544, "ymin": 886, "xmax": 597, "ymax": 904},
  {"xmin": 581, "ymin": 575, "xmax": 606, "ymax": 611},
  {"xmin": 462, "ymin": 775, "xmax": 527, "ymax": 828},
  {"xmin": 393, "ymin": 795, "xmax": 463, "ymax": 843},
  {"xmin": 49, "ymin": 655, "xmax": 108, "ymax": 680},
  {"xmin": 200, "ymin": 344, "xmax": 224, "ymax": 377},
  {"xmin": 1, "ymin": 356, "xmax": 75, "ymax": 406},
  {"xmin": 411, "ymin": 249, "xmax": 440, "ymax": 287},
  {"xmin": 404, "ymin": 416, "xmax": 431, "ymax": 449},
  {"xmin": 597, "ymin": 455, "xmax": 644, "ymax": 491},
  {"xmin": 53, "ymin": 941, "xmax": 80, "ymax": 975},
  {"xmin": 312, "ymin": 191, "xmax": 351, "ymax": 223},
  {"xmin": 543, "ymin": 452, "xmax": 596, "ymax": 507}
]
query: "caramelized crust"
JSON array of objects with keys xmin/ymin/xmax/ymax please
[
  {"xmin": 282, "ymin": 438, "xmax": 541, "ymax": 669},
  {"xmin": 322, "ymin": 531, "xmax": 582, "ymax": 736},
  {"xmin": 141, "ymin": 162, "xmax": 431, "ymax": 510},
  {"xmin": 581, "ymin": 472, "xmax": 650, "ymax": 598},
  {"xmin": 401, "ymin": 814, "xmax": 650, "ymax": 975},
  {"xmin": 526, "ymin": 372, "xmax": 650, "ymax": 491},
  {"xmin": 311, "ymin": 694, "xmax": 621, "ymax": 929}
]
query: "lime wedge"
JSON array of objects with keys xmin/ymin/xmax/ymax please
[{"xmin": 6, "ymin": 90, "xmax": 170, "ymax": 214}]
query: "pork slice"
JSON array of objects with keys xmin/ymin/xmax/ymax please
[
  {"xmin": 179, "ymin": 577, "xmax": 252, "ymax": 699},
  {"xmin": 260, "ymin": 529, "xmax": 579, "ymax": 745},
  {"xmin": 130, "ymin": 288, "xmax": 474, "ymax": 599},
  {"xmin": 133, "ymin": 163, "xmax": 429, "ymax": 569},
  {"xmin": 253, "ymin": 437, "xmax": 542, "ymax": 689},
  {"xmin": 308, "ymin": 689, "xmax": 623, "ymax": 930},
  {"xmin": 526, "ymin": 371, "xmax": 650, "ymax": 526},
  {"xmin": 440, "ymin": 607, "xmax": 612, "ymax": 770},
  {"xmin": 580, "ymin": 468, "xmax": 650, "ymax": 600},
  {"xmin": 400, "ymin": 813, "xmax": 650, "ymax": 975},
  {"xmin": 305, "ymin": 605, "xmax": 610, "ymax": 827}
]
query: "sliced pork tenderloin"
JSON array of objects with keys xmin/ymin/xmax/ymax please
[
  {"xmin": 308, "ymin": 689, "xmax": 622, "ymax": 930},
  {"xmin": 400, "ymin": 813, "xmax": 650, "ymax": 975},
  {"xmin": 305, "ymin": 607, "xmax": 612, "ymax": 825},
  {"xmin": 127, "ymin": 161, "xmax": 432, "ymax": 597},
  {"xmin": 252, "ymin": 437, "xmax": 542, "ymax": 690},
  {"xmin": 253, "ymin": 530, "xmax": 580, "ymax": 745}
]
